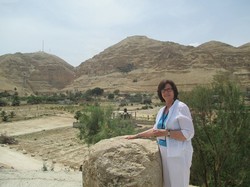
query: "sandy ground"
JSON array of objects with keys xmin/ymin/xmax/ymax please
[
  {"xmin": 0, "ymin": 114, "xmax": 75, "ymax": 136},
  {"xmin": 0, "ymin": 115, "xmax": 83, "ymax": 187},
  {"xmin": 0, "ymin": 146, "xmax": 43, "ymax": 170},
  {"xmin": 0, "ymin": 170, "xmax": 82, "ymax": 187},
  {"xmin": 0, "ymin": 115, "xmax": 76, "ymax": 171}
]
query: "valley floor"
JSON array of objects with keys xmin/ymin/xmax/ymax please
[
  {"xmin": 0, "ymin": 111, "xmax": 197, "ymax": 187},
  {"xmin": 0, "ymin": 115, "xmax": 83, "ymax": 187}
]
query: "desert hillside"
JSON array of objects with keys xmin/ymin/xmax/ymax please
[
  {"xmin": 71, "ymin": 36, "xmax": 249, "ymax": 93},
  {"xmin": 0, "ymin": 36, "xmax": 249, "ymax": 95},
  {"xmin": 0, "ymin": 52, "xmax": 75, "ymax": 95}
]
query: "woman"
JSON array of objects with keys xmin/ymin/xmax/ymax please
[{"xmin": 126, "ymin": 79, "xmax": 194, "ymax": 187}]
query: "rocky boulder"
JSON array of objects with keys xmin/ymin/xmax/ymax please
[{"xmin": 82, "ymin": 136, "xmax": 162, "ymax": 187}]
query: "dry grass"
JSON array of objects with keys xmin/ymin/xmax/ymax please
[{"xmin": 9, "ymin": 127, "xmax": 87, "ymax": 171}]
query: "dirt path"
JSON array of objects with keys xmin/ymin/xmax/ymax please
[
  {"xmin": 0, "ymin": 114, "xmax": 75, "ymax": 136},
  {"xmin": 0, "ymin": 115, "xmax": 83, "ymax": 187},
  {"xmin": 0, "ymin": 146, "xmax": 43, "ymax": 170},
  {"xmin": 0, "ymin": 115, "xmax": 84, "ymax": 171}
]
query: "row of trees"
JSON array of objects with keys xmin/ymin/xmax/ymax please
[
  {"xmin": 0, "ymin": 87, "xmax": 153, "ymax": 106},
  {"xmin": 0, "ymin": 87, "xmax": 106, "ymax": 106}
]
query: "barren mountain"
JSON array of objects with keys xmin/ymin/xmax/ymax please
[
  {"xmin": 0, "ymin": 36, "xmax": 249, "ymax": 95},
  {"xmin": 0, "ymin": 52, "xmax": 75, "ymax": 95},
  {"xmin": 69, "ymin": 36, "xmax": 249, "ymax": 93}
]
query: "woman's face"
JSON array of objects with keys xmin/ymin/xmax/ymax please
[{"xmin": 161, "ymin": 83, "xmax": 174, "ymax": 103}]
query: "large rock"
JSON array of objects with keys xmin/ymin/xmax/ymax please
[{"xmin": 82, "ymin": 136, "xmax": 162, "ymax": 187}]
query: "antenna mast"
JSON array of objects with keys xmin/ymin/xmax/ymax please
[{"xmin": 42, "ymin": 40, "xmax": 44, "ymax": 52}]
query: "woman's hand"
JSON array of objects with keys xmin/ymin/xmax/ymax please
[{"xmin": 153, "ymin": 129, "xmax": 166, "ymax": 137}]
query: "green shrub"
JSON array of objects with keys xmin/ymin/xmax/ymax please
[
  {"xmin": 74, "ymin": 110, "xmax": 82, "ymax": 122},
  {"xmin": 108, "ymin": 93, "xmax": 115, "ymax": 100},
  {"xmin": 1, "ymin": 110, "xmax": 6, "ymax": 117},
  {"xmin": 2, "ymin": 115, "xmax": 9, "ymax": 122},
  {"xmin": 0, "ymin": 134, "xmax": 18, "ymax": 144},
  {"xmin": 78, "ymin": 105, "xmax": 135, "ymax": 145},
  {"xmin": 10, "ymin": 111, "xmax": 15, "ymax": 118},
  {"xmin": 0, "ymin": 99, "xmax": 8, "ymax": 106},
  {"xmin": 183, "ymin": 73, "xmax": 249, "ymax": 187}
]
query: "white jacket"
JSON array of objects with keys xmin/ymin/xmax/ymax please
[{"xmin": 153, "ymin": 99, "xmax": 194, "ymax": 157}]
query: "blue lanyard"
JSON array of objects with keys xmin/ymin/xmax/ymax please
[
  {"xmin": 157, "ymin": 111, "xmax": 168, "ymax": 147},
  {"xmin": 160, "ymin": 112, "xmax": 168, "ymax": 129},
  {"xmin": 157, "ymin": 112, "xmax": 168, "ymax": 129}
]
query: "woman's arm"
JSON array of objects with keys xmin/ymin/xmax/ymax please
[
  {"xmin": 152, "ymin": 129, "xmax": 187, "ymax": 141},
  {"xmin": 168, "ymin": 130, "xmax": 186, "ymax": 141},
  {"xmin": 155, "ymin": 103, "xmax": 194, "ymax": 141},
  {"xmin": 178, "ymin": 104, "xmax": 195, "ymax": 141},
  {"xmin": 125, "ymin": 128, "xmax": 154, "ymax": 139}
]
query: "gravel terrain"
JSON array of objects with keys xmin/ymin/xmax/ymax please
[{"xmin": 0, "ymin": 115, "xmax": 84, "ymax": 187}]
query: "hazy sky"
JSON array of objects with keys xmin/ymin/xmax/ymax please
[{"xmin": 1, "ymin": 0, "xmax": 250, "ymax": 67}]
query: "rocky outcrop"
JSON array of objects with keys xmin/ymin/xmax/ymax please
[{"xmin": 82, "ymin": 136, "xmax": 162, "ymax": 187}]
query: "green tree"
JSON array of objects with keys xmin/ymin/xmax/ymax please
[
  {"xmin": 0, "ymin": 98, "xmax": 7, "ymax": 106},
  {"xmin": 10, "ymin": 111, "xmax": 15, "ymax": 118},
  {"xmin": 142, "ymin": 97, "xmax": 152, "ymax": 105},
  {"xmin": 11, "ymin": 92, "xmax": 20, "ymax": 106},
  {"xmin": 126, "ymin": 93, "xmax": 142, "ymax": 103},
  {"xmin": 117, "ymin": 63, "xmax": 134, "ymax": 73},
  {"xmin": 78, "ymin": 105, "xmax": 135, "ymax": 145},
  {"xmin": 74, "ymin": 110, "xmax": 82, "ymax": 122},
  {"xmin": 1, "ymin": 110, "xmax": 7, "ymax": 117},
  {"xmin": 91, "ymin": 87, "xmax": 104, "ymax": 96},
  {"xmin": 113, "ymin": 89, "xmax": 120, "ymax": 95},
  {"xmin": 78, "ymin": 105, "xmax": 105, "ymax": 145},
  {"xmin": 108, "ymin": 93, "xmax": 115, "ymax": 100},
  {"xmin": 27, "ymin": 95, "xmax": 43, "ymax": 104},
  {"xmin": 2, "ymin": 113, "xmax": 9, "ymax": 122},
  {"xmin": 82, "ymin": 89, "xmax": 93, "ymax": 101},
  {"xmin": 0, "ymin": 91, "xmax": 10, "ymax": 97},
  {"xmin": 184, "ymin": 74, "xmax": 249, "ymax": 187}
]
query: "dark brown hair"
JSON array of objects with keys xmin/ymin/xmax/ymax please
[{"xmin": 157, "ymin": 79, "xmax": 179, "ymax": 102}]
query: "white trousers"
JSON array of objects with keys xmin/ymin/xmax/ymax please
[{"xmin": 159, "ymin": 146, "xmax": 193, "ymax": 187}]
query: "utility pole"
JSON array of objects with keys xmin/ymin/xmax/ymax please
[{"xmin": 42, "ymin": 40, "xmax": 44, "ymax": 52}]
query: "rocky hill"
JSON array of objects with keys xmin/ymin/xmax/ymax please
[
  {"xmin": 70, "ymin": 36, "xmax": 249, "ymax": 93},
  {"xmin": 0, "ymin": 52, "xmax": 75, "ymax": 95},
  {"xmin": 0, "ymin": 36, "xmax": 249, "ymax": 95}
]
